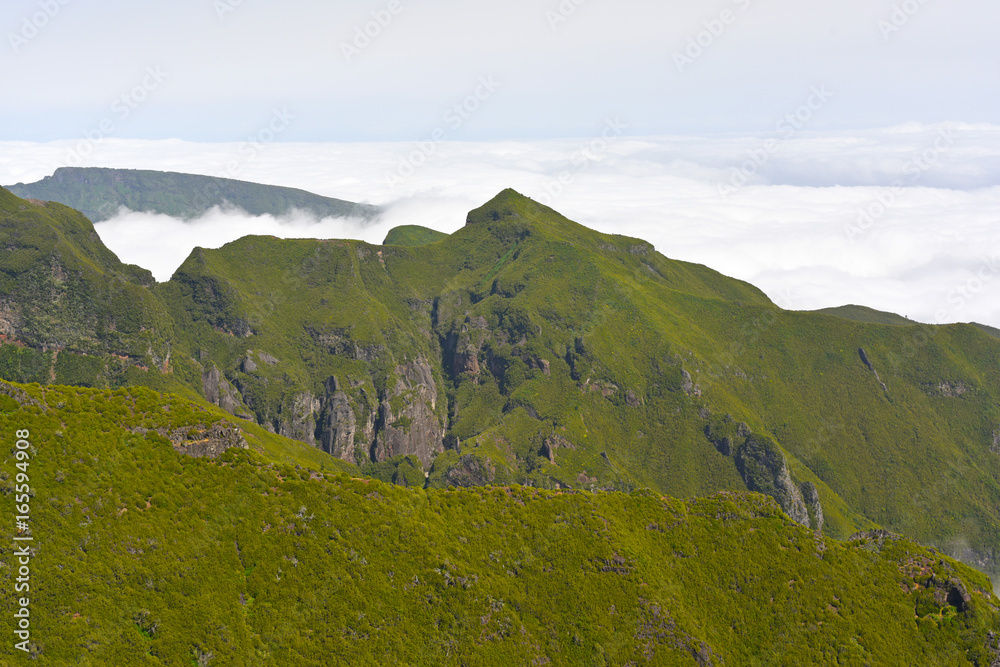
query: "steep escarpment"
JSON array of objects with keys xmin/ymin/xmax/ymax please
[{"xmin": 4, "ymin": 187, "xmax": 1000, "ymax": 587}]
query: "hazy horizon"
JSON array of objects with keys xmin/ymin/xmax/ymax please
[{"xmin": 3, "ymin": 0, "xmax": 997, "ymax": 327}]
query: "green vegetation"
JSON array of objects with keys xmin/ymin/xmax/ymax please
[
  {"xmin": 1, "ymin": 380, "xmax": 999, "ymax": 664},
  {"xmin": 3, "ymin": 185, "xmax": 1000, "ymax": 595},
  {"xmin": 382, "ymin": 225, "xmax": 449, "ymax": 247},
  {"xmin": 6, "ymin": 167, "xmax": 381, "ymax": 222},
  {"xmin": 811, "ymin": 304, "xmax": 920, "ymax": 326}
]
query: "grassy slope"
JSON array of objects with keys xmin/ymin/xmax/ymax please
[
  {"xmin": 1, "ymin": 380, "xmax": 998, "ymax": 665},
  {"xmin": 5, "ymin": 168, "xmax": 381, "ymax": 222},
  {"xmin": 811, "ymin": 304, "xmax": 920, "ymax": 326},
  {"xmin": 382, "ymin": 225, "xmax": 449, "ymax": 247},
  {"xmin": 4, "ymin": 186, "xmax": 1000, "ymax": 584}
]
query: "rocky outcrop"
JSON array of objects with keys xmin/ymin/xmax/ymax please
[
  {"xmin": 800, "ymin": 481, "xmax": 824, "ymax": 532},
  {"xmin": 0, "ymin": 381, "xmax": 41, "ymax": 409},
  {"xmin": 704, "ymin": 415, "xmax": 750, "ymax": 456},
  {"xmin": 438, "ymin": 454, "xmax": 496, "ymax": 487},
  {"xmin": 0, "ymin": 300, "xmax": 20, "ymax": 339},
  {"xmin": 279, "ymin": 392, "xmax": 321, "ymax": 446},
  {"xmin": 201, "ymin": 366, "xmax": 252, "ymax": 419},
  {"xmin": 735, "ymin": 434, "xmax": 810, "ymax": 527},
  {"xmin": 132, "ymin": 422, "xmax": 248, "ymax": 458},
  {"xmin": 318, "ymin": 377, "xmax": 376, "ymax": 464},
  {"xmin": 371, "ymin": 358, "xmax": 444, "ymax": 468},
  {"xmin": 859, "ymin": 347, "xmax": 888, "ymax": 392},
  {"xmin": 680, "ymin": 369, "xmax": 701, "ymax": 397},
  {"xmin": 447, "ymin": 316, "xmax": 490, "ymax": 380},
  {"xmin": 540, "ymin": 434, "xmax": 576, "ymax": 465},
  {"xmin": 924, "ymin": 381, "xmax": 971, "ymax": 398},
  {"xmin": 308, "ymin": 327, "xmax": 383, "ymax": 362}
]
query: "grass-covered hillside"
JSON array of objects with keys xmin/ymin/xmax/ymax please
[
  {"xmin": 382, "ymin": 224, "xmax": 449, "ymax": 247},
  {"xmin": 2, "ymin": 185, "xmax": 1000, "ymax": 589},
  {"xmin": 1, "ymin": 379, "xmax": 998, "ymax": 665},
  {"xmin": 5, "ymin": 168, "xmax": 382, "ymax": 223}
]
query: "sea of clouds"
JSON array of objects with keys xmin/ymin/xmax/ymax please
[{"xmin": 2, "ymin": 122, "xmax": 998, "ymax": 328}]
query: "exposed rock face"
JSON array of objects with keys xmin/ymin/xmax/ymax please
[
  {"xmin": 318, "ymin": 377, "xmax": 375, "ymax": 464},
  {"xmin": 704, "ymin": 415, "xmax": 750, "ymax": 457},
  {"xmin": 133, "ymin": 422, "xmax": 248, "ymax": 458},
  {"xmin": 308, "ymin": 327, "xmax": 383, "ymax": 362},
  {"xmin": 440, "ymin": 454, "xmax": 496, "ymax": 487},
  {"xmin": 279, "ymin": 392, "xmax": 321, "ymax": 446},
  {"xmin": 371, "ymin": 358, "xmax": 444, "ymax": 468},
  {"xmin": 800, "ymin": 481, "xmax": 824, "ymax": 532},
  {"xmin": 201, "ymin": 366, "xmax": 243, "ymax": 416},
  {"xmin": 241, "ymin": 356, "xmax": 257, "ymax": 373},
  {"xmin": 926, "ymin": 381, "xmax": 971, "ymax": 397},
  {"xmin": 992, "ymin": 429, "xmax": 1000, "ymax": 455},
  {"xmin": 0, "ymin": 300, "xmax": 20, "ymax": 339},
  {"xmin": 680, "ymin": 369, "xmax": 701, "ymax": 397},
  {"xmin": 0, "ymin": 381, "xmax": 41, "ymax": 409},
  {"xmin": 445, "ymin": 315, "xmax": 492, "ymax": 381},
  {"xmin": 859, "ymin": 347, "xmax": 888, "ymax": 392},
  {"xmin": 928, "ymin": 575, "xmax": 972, "ymax": 612},
  {"xmin": 540, "ymin": 434, "xmax": 575, "ymax": 465},
  {"xmin": 735, "ymin": 434, "xmax": 810, "ymax": 527}
]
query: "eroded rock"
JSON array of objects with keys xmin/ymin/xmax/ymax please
[
  {"xmin": 735, "ymin": 434, "xmax": 810, "ymax": 527},
  {"xmin": 371, "ymin": 358, "xmax": 444, "ymax": 468},
  {"xmin": 133, "ymin": 422, "xmax": 248, "ymax": 458}
]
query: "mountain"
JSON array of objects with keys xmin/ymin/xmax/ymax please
[
  {"xmin": 1, "ymin": 379, "xmax": 998, "ymax": 664},
  {"xmin": 811, "ymin": 304, "xmax": 920, "ymax": 326},
  {"xmin": 382, "ymin": 224, "xmax": 449, "ymax": 247},
  {"xmin": 3, "ymin": 186, "xmax": 1000, "ymax": 591},
  {"xmin": 5, "ymin": 167, "xmax": 382, "ymax": 222}
]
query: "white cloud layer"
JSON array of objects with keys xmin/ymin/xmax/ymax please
[{"xmin": 2, "ymin": 125, "xmax": 998, "ymax": 328}]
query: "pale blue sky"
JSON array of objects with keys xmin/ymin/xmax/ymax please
[{"xmin": 2, "ymin": 0, "xmax": 998, "ymax": 142}]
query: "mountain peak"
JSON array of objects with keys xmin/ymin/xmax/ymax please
[{"xmin": 465, "ymin": 188, "xmax": 550, "ymax": 227}]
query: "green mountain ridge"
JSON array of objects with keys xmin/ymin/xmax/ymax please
[
  {"xmin": 5, "ymin": 167, "xmax": 382, "ymax": 223},
  {"xmin": 3, "ymin": 186, "xmax": 1000, "ymax": 593},
  {"xmin": 809, "ymin": 304, "xmax": 920, "ymax": 326},
  {"xmin": 1, "ymin": 380, "xmax": 999, "ymax": 664},
  {"xmin": 382, "ymin": 224, "xmax": 449, "ymax": 247}
]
